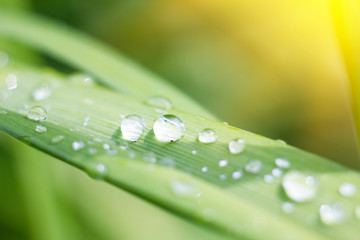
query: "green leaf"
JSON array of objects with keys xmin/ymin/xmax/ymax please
[{"xmin": 0, "ymin": 64, "xmax": 359, "ymax": 240}]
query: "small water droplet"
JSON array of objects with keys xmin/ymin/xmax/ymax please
[
  {"xmin": 192, "ymin": 150, "xmax": 197, "ymax": 155},
  {"xmin": 35, "ymin": 125, "xmax": 47, "ymax": 133},
  {"xmin": 198, "ymin": 129, "xmax": 218, "ymax": 144},
  {"xmin": 282, "ymin": 202, "xmax": 295, "ymax": 213},
  {"xmin": 338, "ymin": 182, "xmax": 357, "ymax": 197},
  {"xmin": 171, "ymin": 180, "xmax": 200, "ymax": 197},
  {"xmin": 121, "ymin": 114, "xmax": 146, "ymax": 141},
  {"xmin": 264, "ymin": 174, "xmax": 274, "ymax": 183},
  {"xmin": 153, "ymin": 114, "xmax": 185, "ymax": 142},
  {"xmin": 282, "ymin": 171, "xmax": 318, "ymax": 202},
  {"xmin": 272, "ymin": 168, "xmax": 283, "ymax": 178},
  {"xmin": 70, "ymin": 73, "xmax": 94, "ymax": 86},
  {"xmin": 275, "ymin": 139, "xmax": 287, "ymax": 145},
  {"xmin": 146, "ymin": 96, "xmax": 172, "ymax": 110},
  {"xmin": 159, "ymin": 157, "xmax": 175, "ymax": 168},
  {"xmin": 5, "ymin": 73, "xmax": 17, "ymax": 90},
  {"xmin": 232, "ymin": 170, "xmax": 243, "ymax": 179},
  {"xmin": 0, "ymin": 51, "xmax": 9, "ymax": 68},
  {"xmin": 245, "ymin": 160, "xmax": 262, "ymax": 173},
  {"xmin": 219, "ymin": 174, "xmax": 227, "ymax": 180},
  {"xmin": 201, "ymin": 166, "xmax": 208, "ymax": 173},
  {"xmin": 83, "ymin": 116, "xmax": 90, "ymax": 127},
  {"xmin": 93, "ymin": 137, "xmax": 103, "ymax": 143},
  {"xmin": 275, "ymin": 158, "xmax": 290, "ymax": 168},
  {"xmin": 32, "ymin": 84, "xmax": 52, "ymax": 101},
  {"xmin": 27, "ymin": 106, "xmax": 47, "ymax": 122},
  {"xmin": 72, "ymin": 140, "xmax": 85, "ymax": 151},
  {"xmin": 87, "ymin": 163, "xmax": 108, "ymax": 179},
  {"xmin": 87, "ymin": 148, "xmax": 98, "ymax": 154},
  {"xmin": 319, "ymin": 203, "xmax": 345, "ymax": 225},
  {"xmin": 218, "ymin": 159, "xmax": 228, "ymax": 167},
  {"xmin": 228, "ymin": 139, "xmax": 245, "ymax": 154},
  {"xmin": 355, "ymin": 206, "xmax": 360, "ymax": 220}
]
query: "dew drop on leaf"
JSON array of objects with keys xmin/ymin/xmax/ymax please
[
  {"xmin": 264, "ymin": 174, "xmax": 274, "ymax": 183},
  {"xmin": 51, "ymin": 135, "xmax": 65, "ymax": 144},
  {"xmin": 32, "ymin": 84, "xmax": 52, "ymax": 101},
  {"xmin": 171, "ymin": 180, "xmax": 200, "ymax": 197},
  {"xmin": 218, "ymin": 159, "xmax": 228, "ymax": 167},
  {"xmin": 201, "ymin": 166, "xmax": 208, "ymax": 173},
  {"xmin": 198, "ymin": 129, "xmax": 218, "ymax": 143},
  {"xmin": 35, "ymin": 125, "xmax": 47, "ymax": 133},
  {"xmin": 275, "ymin": 158, "xmax": 290, "ymax": 168},
  {"xmin": 272, "ymin": 168, "xmax": 283, "ymax": 178},
  {"xmin": 153, "ymin": 114, "xmax": 185, "ymax": 142},
  {"xmin": 319, "ymin": 203, "xmax": 345, "ymax": 225},
  {"xmin": 72, "ymin": 140, "xmax": 85, "ymax": 151},
  {"xmin": 245, "ymin": 160, "xmax": 262, "ymax": 173},
  {"xmin": 228, "ymin": 139, "xmax": 245, "ymax": 154},
  {"xmin": 27, "ymin": 106, "xmax": 47, "ymax": 122},
  {"xmin": 87, "ymin": 163, "xmax": 108, "ymax": 180},
  {"xmin": 146, "ymin": 96, "xmax": 172, "ymax": 110},
  {"xmin": 5, "ymin": 73, "xmax": 17, "ymax": 90},
  {"xmin": 338, "ymin": 182, "xmax": 357, "ymax": 197},
  {"xmin": 232, "ymin": 170, "xmax": 242, "ymax": 179},
  {"xmin": 121, "ymin": 114, "xmax": 146, "ymax": 141},
  {"xmin": 282, "ymin": 202, "xmax": 295, "ymax": 213},
  {"xmin": 282, "ymin": 171, "xmax": 318, "ymax": 202}
]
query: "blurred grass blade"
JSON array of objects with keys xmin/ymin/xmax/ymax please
[
  {"xmin": 329, "ymin": 1, "xmax": 360, "ymax": 152},
  {"xmin": 0, "ymin": 65, "xmax": 359, "ymax": 240},
  {"xmin": 0, "ymin": 10, "xmax": 215, "ymax": 119}
]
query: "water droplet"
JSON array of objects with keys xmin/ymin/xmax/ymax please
[
  {"xmin": 282, "ymin": 171, "xmax": 318, "ymax": 202},
  {"xmin": 198, "ymin": 129, "xmax": 218, "ymax": 144},
  {"xmin": 121, "ymin": 114, "xmax": 146, "ymax": 141},
  {"xmin": 319, "ymin": 203, "xmax": 345, "ymax": 225},
  {"xmin": 35, "ymin": 125, "xmax": 47, "ymax": 133},
  {"xmin": 245, "ymin": 160, "xmax": 262, "ymax": 173},
  {"xmin": 5, "ymin": 73, "xmax": 17, "ymax": 90},
  {"xmin": 338, "ymin": 182, "xmax": 357, "ymax": 197},
  {"xmin": 171, "ymin": 180, "xmax": 200, "ymax": 197},
  {"xmin": 70, "ymin": 73, "xmax": 94, "ymax": 86},
  {"xmin": 264, "ymin": 174, "xmax": 274, "ymax": 183},
  {"xmin": 275, "ymin": 139, "xmax": 287, "ymax": 145},
  {"xmin": 32, "ymin": 84, "xmax": 52, "ymax": 101},
  {"xmin": 159, "ymin": 157, "xmax": 175, "ymax": 168},
  {"xmin": 282, "ymin": 202, "xmax": 295, "ymax": 213},
  {"xmin": 87, "ymin": 163, "xmax": 108, "ymax": 179},
  {"xmin": 228, "ymin": 139, "xmax": 245, "ymax": 154},
  {"xmin": 27, "ymin": 106, "xmax": 47, "ymax": 122},
  {"xmin": 355, "ymin": 206, "xmax": 360, "ymax": 220},
  {"xmin": 275, "ymin": 158, "xmax": 290, "ymax": 168},
  {"xmin": 192, "ymin": 150, "xmax": 197, "ymax": 155},
  {"xmin": 51, "ymin": 135, "xmax": 65, "ymax": 144},
  {"xmin": 232, "ymin": 170, "xmax": 243, "ymax": 179},
  {"xmin": 153, "ymin": 114, "xmax": 185, "ymax": 142},
  {"xmin": 219, "ymin": 174, "xmax": 227, "ymax": 180},
  {"xmin": 83, "ymin": 116, "xmax": 90, "ymax": 127},
  {"xmin": 146, "ymin": 96, "xmax": 172, "ymax": 110},
  {"xmin": 72, "ymin": 140, "xmax": 85, "ymax": 151},
  {"xmin": 272, "ymin": 168, "xmax": 283, "ymax": 178},
  {"xmin": 0, "ymin": 51, "xmax": 9, "ymax": 68},
  {"xmin": 218, "ymin": 159, "xmax": 228, "ymax": 167},
  {"xmin": 201, "ymin": 166, "xmax": 208, "ymax": 173},
  {"xmin": 87, "ymin": 148, "xmax": 98, "ymax": 154}
]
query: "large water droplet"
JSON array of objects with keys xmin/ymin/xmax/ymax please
[
  {"xmin": 228, "ymin": 139, "xmax": 245, "ymax": 154},
  {"xmin": 198, "ymin": 129, "xmax": 218, "ymax": 143},
  {"xmin": 282, "ymin": 171, "xmax": 318, "ymax": 202},
  {"xmin": 27, "ymin": 106, "xmax": 47, "ymax": 122},
  {"xmin": 319, "ymin": 203, "xmax": 345, "ymax": 225},
  {"xmin": 32, "ymin": 84, "xmax": 52, "ymax": 101},
  {"xmin": 338, "ymin": 182, "xmax": 357, "ymax": 197},
  {"xmin": 275, "ymin": 158, "xmax": 290, "ymax": 168},
  {"xmin": 153, "ymin": 114, "xmax": 185, "ymax": 142},
  {"xmin": 121, "ymin": 114, "xmax": 146, "ymax": 141},
  {"xmin": 72, "ymin": 140, "xmax": 85, "ymax": 151},
  {"xmin": 51, "ymin": 135, "xmax": 65, "ymax": 144},
  {"xmin": 35, "ymin": 125, "xmax": 47, "ymax": 133},
  {"xmin": 5, "ymin": 73, "xmax": 17, "ymax": 90},
  {"xmin": 171, "ymin": 180, "xmax": 200, "ymax": 197},
  {"xmin": 245, "ymin": 160, "xmax": 262, "ymax": 173},
  {"xmin": 146, "ymin": 96, "xmax": 172, "ymax": 110}
]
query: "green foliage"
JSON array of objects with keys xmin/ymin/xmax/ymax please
[{"xmin": 0, "ymin": 10, "xmax": 360, "ymax": 240}]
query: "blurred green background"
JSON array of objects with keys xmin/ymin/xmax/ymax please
[{"xmin": 0, "ymin": 0, "xmax": 359, "ymax": 239}]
